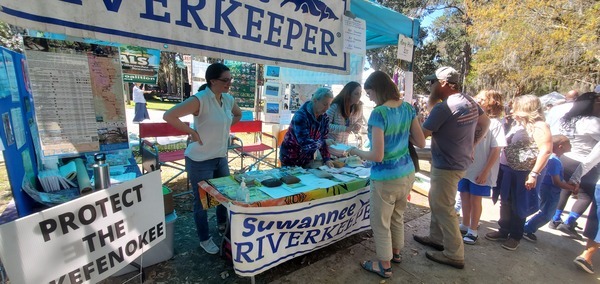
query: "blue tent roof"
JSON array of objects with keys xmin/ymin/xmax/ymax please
[{"xmin": 351, "ymin": 0, "xmax": 420, "ymax": 49}]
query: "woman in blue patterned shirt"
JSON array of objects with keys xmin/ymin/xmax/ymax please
[
  {"xmin": 348, "ymin": 71, "xmax": 425, "ymax": 278},
  {"xmin": 280, "ymin": 88, "xmax": 335, "ymax": 168}
]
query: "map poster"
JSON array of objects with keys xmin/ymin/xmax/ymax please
[
  {"xmin": 224, "ymin": 60, "xmax": 257, "ymax": 109},
  {"xmin": 23, "ymin": 36, "xmax": 128, "ymax": 157},
  {"xmin": 289, "ymin": 84, "xmax": 321, "ymax": 112},
  {"xmin": 120, "ymin": 45, "xmax": 160, "ymax": 84}
]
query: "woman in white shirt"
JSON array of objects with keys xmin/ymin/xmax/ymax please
[
  {"xmin": 132, "ymin": 83, "xmax": 151, "ymax": 123},
  {"xmin": 163, "ymin": 63, "xmax": 242, "ymax": 255}
]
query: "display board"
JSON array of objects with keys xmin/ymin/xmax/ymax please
[
  {"xmin": 120, "ymin": 45, "xmax": 160, "ymax": 84},
  {"xmin": 23, "ymin": 37, "xmax": 128, "ymax": 157},
  {"xmin": 288, "ymin": 84, "xmax": 321, "ymax": 112},
  {"xmin": 0, "ymin": 47, "xmax": 39, "ymax": 216},
  {"xmin": 225, "ymin": 60, "xmax": 257, "ymax": 109}
]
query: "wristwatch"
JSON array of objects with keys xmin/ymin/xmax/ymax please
[{"xmin": 529, "ymin": 171, "xmax": 539, "ymax": 178}]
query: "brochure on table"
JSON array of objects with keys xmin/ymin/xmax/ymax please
[{"xmin": 209, "ymin": 166, "xmax": 370, "ymax": 203}]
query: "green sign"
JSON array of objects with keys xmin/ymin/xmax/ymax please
[{"xmin": 120, "ymin": 46, "xmax": 160, "ymax": 84}]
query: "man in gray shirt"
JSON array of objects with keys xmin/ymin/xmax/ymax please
[{"xmin": 413, "ymin": 67, "xmax": 490, "ymax": 269}]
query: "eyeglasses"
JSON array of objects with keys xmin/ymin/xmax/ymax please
[{"xmin": 214, "ymin": 77, "xmax": 233, "ymax": 83}]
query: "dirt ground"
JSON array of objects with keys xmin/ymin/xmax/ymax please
[{"xmin": 100, "ymin": 161, "xmax": 432, "ymax": 284}]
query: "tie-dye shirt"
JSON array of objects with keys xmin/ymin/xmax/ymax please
[
  {"xmin": 368, "ymin": 102, "xmax": 416, "ymax": 180},
  {"xmin": 280, "ymin": 101, "xmax": 331, "ymax": 167}
]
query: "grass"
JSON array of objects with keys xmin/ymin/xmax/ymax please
[
  {"xmin": 0, "ymin": 162, "xmax": 13, "ymax": 213},
  {"xmin": 125, "ymin": 96, "xmax": 179, "ymax": 111}
]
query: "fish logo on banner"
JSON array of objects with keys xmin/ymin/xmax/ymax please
[{"xmin": 281, "ymin": 0, "xmax": 339, "ymax": 21}]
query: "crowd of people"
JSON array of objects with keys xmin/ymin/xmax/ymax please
[{"xmin": 162, "ymin": 62, "xmax": 600, "ymax": 277}]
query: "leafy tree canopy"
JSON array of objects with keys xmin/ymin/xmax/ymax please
[{"xmin": 466, "ymin": 0, "xmax": 600, "ymax": 96}]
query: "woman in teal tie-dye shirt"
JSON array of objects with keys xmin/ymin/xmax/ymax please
[{"xmin": 348, "ymin": 71, "xmax": 425, "ymax": 278}]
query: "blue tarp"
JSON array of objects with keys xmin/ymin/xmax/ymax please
[{"xmin": 351, "ymin": 0, "xmax": 420, "ymax": 49}]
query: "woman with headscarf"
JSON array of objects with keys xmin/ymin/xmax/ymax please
[{"xmin": 280, "ymin": 88, "xmax": 335, "ymax": 168}]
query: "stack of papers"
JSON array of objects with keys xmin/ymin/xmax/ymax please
[{"xmin": 38, "ymin": 170, "xmax": 76, "ymax": 192}]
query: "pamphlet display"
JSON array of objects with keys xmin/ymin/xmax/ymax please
[{"xmin": 23, "ymin": 37, "xmax": 128, "ymax": 157}]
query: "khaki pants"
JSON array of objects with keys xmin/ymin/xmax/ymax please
[
  {"xmin": 370, "ymin": 173, "xmax": 415, "ymax": 261},
  {"xmin": 429, "ymin": 167, "xmax": 465, "ymax": 260}
]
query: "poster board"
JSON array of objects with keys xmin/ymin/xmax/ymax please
[
  {"xmin": 0, "ymin": 171, "xmax": 165, "ymax": 284},
  {"xmin": 225, "ymin": 60, "xmax": 257, "ymax": 109},
  {"xmin": 0, "ymin": 47, "xmax": 41, "ymax": 216},
  {"xmin": 263, "ymin": 82, "xmax": 283, "ymax": 123},
  {"xmin": 120, "ymin": 45, "xmax": 160, "ymax": 84},
  {"xmin": 23, "ymin": 37, "xmax": 128, "ymax": 157},
  {"xmin": 288, "ymin": 84, "xmax": 321, "ymax": 112}
]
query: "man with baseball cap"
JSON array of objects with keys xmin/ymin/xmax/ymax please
[{"xmin": 413, "ymin": 66, "xmax": 490, "ymax": 269}]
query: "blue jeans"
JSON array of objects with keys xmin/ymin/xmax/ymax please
[
  {"xmin": 583, "ymin": 180, "xmax": 600, "ymax": 242},
  {"xmin": 186, "ymin": 156, "xmax": 229, "ymax": 242},
  {"xmin": 524, "ymin": 184, "xmax": 561, "ymax": 234}
]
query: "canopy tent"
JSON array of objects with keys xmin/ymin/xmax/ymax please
[
  {"xmin": 352, "ymin": 0, "xmax": 420, "ymax": 49},
  {"xmin": 279, "ymin": 0, "xmax": 420, "ymax": 85}
]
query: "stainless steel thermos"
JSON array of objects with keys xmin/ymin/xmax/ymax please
[{"xmin": 92, "ymin": 153, "xmax": 111, "ymax": 190}]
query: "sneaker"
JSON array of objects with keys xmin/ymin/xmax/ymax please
[
  {"xmin": 501, "ymin": 238, "xmax": 520, "ymax": 251},
  {"xmin": 523, "ymin": 233, "xmax": 537, "ymax": 242},
  {"xmin": 463, "ymin": 233, "xmax": 478, "ymax": 245},
  {"xmin": 557, "ymin": 223, "xmax": 583, "ymax": 240},
  {"xmin": 200, "ymin": 238, "xmax": 219, "ymax": 255},
  {"xmin": 485, "ymin": 231, "xmax": 509, "ymax": 241},
  {"xmin": 548, "ymin": 220, "xmax": 562, "ymax": 230},
  {"xmin": 574, "ymin": 256, "xmax": 594, "ymax": 274}
]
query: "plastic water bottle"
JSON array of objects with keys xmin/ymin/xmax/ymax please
[
  {"xmin": 237, "ymin": 177, "xmax": 248, "ymax": 202},
  {"xmin": 241, "ymin": 178, "xmax": 250, "ymax": 202}
]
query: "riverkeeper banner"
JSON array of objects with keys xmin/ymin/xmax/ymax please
[
  {"xmin": 0, "ymin": 0, "xmax": 349, "ymax": 74},
  {"xmin": 0, "ymin": 171, "xmax": 165, "ymax": 284},
  {"xmin": 230, "ymin": 186, "xmax": 371, "ymax": 276}
]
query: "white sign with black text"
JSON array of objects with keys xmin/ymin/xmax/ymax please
[
  {"xmin": 0, "ymin": 0, "xmax": 349, "ymax": 73},
  {"xmin": 343, "ymin": 15, "xmax": 366, "ymax": 54},
  {"xmin": 397, "ymin": 34, "xmax": 414, "ymax": 62},
  {"xmin": 230, "ymin": 187, "xmax": 371, "ymax": 276},
  {"xmin": 0, "ymin": 171, "xmax": 164, "ymax": 284}
]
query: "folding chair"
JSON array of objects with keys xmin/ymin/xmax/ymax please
[
  {"xmin": 229, "ymin": 121, "xmax": 278, "ymax": 172},
  {"xmin": 139, "ymin": 122, "xmax": 189, "ymax": 193}
]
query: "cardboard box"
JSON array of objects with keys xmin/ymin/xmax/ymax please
[{"xmin": 111, "ymin": 211, "xmax": 177, "ymax": 277}]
